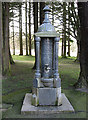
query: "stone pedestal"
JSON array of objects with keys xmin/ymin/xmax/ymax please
[
  {"xmin": 32, "ymin": 88, "xmax": 62, "ymax": 106},
  {"xmin": 21, "ymin": 93, "xmax": 74, "ymax": 114}
]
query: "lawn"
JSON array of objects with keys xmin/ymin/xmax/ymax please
[{"xmin": 2, "ymin": 55, "xmax": 87, "ymax": 118}]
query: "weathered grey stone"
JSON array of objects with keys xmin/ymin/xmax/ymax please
[
  {"xmin": 31, "ymin": 88, "xmax": 39, "ymax": 106},
  {"xmin": 31, "ymin": 88, "xmax": 61, "ymax": 106},
  {"xmin": 33, "ymin": 78, "xmax": 41, "ymax": 88},
  {"xmin": 53, "ymin": 77, "xmax": 61, "ymax": 88},
  {"xmin": 56, "ymin": 87, "xmax": 62, "ymax": 105},
  {"xmin": 35, "ymin": 6, "xmax": 59, "ymax": 38},
  {"xmin": 33, "ymin": 78, "xmax": 38, "ymax": 88},
  {"xmin": 21, "ymin": 93, "xmax": 74, "ymax": 115},
  {"xmin": 31, "ymin": 94, "xmax": 37, "ymax": 106},
  {"xmin": 41, "ymin": 78, "xmax": 53, "ymax": 87},
  {"xmin": 39, "ymin": 88, "xmax": 57, "ymax": 105}
]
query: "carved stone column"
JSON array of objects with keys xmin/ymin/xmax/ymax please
[
  {"xmin": 54, "ymin": 37, "xmax": 59, "ymax": 76},
  {"xmin": 33, "ymin": 37, "xmax": 41, "ymax": 88},
  {"xmin": 54, "ymin": 37, "xmax": 61, "ymax": 88},
  {"xmin": 35, "ymin": 36, "xmax": 41, "ymax": 78}
]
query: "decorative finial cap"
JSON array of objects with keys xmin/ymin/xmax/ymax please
[
  {"xmin": 43, "ymin": 5, "xmax": 51, "ymax": 23},
  {"xmin": 34, "ymin": 5, "xmax": 59, "ymax": 38},
  {"xmin": 43, "ymin": 5, "xmax": 51, "ymax": 12}
]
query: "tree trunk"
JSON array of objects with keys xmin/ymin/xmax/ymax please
[
  {"xmin": 25, "ymin": 1, "xmax": 28, "ymax": 56},
  {"xmin": 61, "ymin": 34, "xmax": 64, "ymax": 56},
  {"xmin": 0, "ymin": 2, "xmax": 2, "ymax": 106},
  {"xmin": 9, "ymin": 46, "xmax": 15, "ymax": 64},
  {"xmin": 39, "ymin": 2, "xmax": 45, "ymax": 67},
  {"xmin": 74, "ymin": 2, "xmax": 88, "ymax": 89},
  {"xmin": 63, "ymin": 2, "xmax": 67, "ymax": 58},
  {"xmin": 76, "ymin": 13, "xmax": 81, "ymax": 62},
  {"xmin": 0, "ymin": 2, "xmax": 3, "ymax": 76},
  {"xmin": 68, "ymin": 3, "xmax": 70, "ymax": 57},
  {"xmin": 51, "ymin": 2, "xmax": 54, "ymax": 25},
  {"xmin": 40, "ymin": 2, "xmax": 45, "ymax": 25},
  {"xmin": 76, "ymin": 40, "xmax": 80, "ymax": 61},
  {"xmin": 29, "ymin": 2, "xmax": 31, "ymax": 56},
  {"xmin": 12, "ymin": 10, "xmax": 15, "ymax": 55},
  {"xmin": 9, "ymin": 20, "xmax": 14, "ymax": 64},
  {"xmin": 68, "ymin": 40, "xmax": 70, "ymax": 57},
  {"xmin": 3, "ymin": 3, "xmax": 10, "ymax": 75},
  {"xmin": 75, "ymin": 30, "xmax": 80, "ymax": 62},
  {"xmin": 33, "ymin": 2, "xmax": 38, "ymax": 69},
  {"xmin": 19, "ymin": 3, "xmax": 23, "ymax": 55},
  {"xmin": 2, "ymin": 3, "xmax": 5, "ymax": 75},
  {"xmin": 33, "ymin": 2, "xmax": 38, "ymax": 33}
]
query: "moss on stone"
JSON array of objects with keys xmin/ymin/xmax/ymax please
[{"xmin": 37, "ymin": 99, "xmax": 39, "ymax": 105}]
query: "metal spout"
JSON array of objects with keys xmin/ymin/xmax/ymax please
[{"xmin": 44, "ymin": 64, "xmax": 50, "ymax": 73}]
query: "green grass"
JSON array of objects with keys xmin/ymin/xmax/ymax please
[
  {"xmin": 2, "ymin": 55, "xmax": 87, "ymax": 118},
  {"xmin": 12, "ymin": 55, "xmax": 35, "ymax": 61}
]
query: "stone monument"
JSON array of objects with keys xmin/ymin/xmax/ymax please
[
  {"xmin": 32, "ymin": 5, "xmax": 61, "ymax": 106},
  {"xmin": 21, "ymin": 6, "xmax": 74, "ymax": 114}
]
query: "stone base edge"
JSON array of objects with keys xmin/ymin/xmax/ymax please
[{"xmin": 21, "ymin": 93, "xmax": 74, "ymax": 115}]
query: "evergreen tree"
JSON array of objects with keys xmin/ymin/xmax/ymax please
[
  {"xmin": 12, "ymin": 7, "xmax": 15, "ymax": 55},
  {"xmin": 33, "ymin": 2, "xmax": 38, "ymax": 69},
  {"xmin": 25, "ymin": 1, "xmax": 28, "ymax": 55},
  {"xmin": 0, "ymin": 2, "xmax": 3, "ymax": 75},
  {"xmin": 2, "ymin": 3, "xmax": 10, "ymax": 75},
  {"xmin": 40, "ymin": 2, "xmax": 45, "ymax": 25},
  {"xmin": 62, "ymin": 2, "xmax": 67, "ymax": 58},
  {"xmin": 74, "ymin": 2, "xmax": 88, "ymax": 89},
  {"xmin": 19, "ymin": 3, "xmax": 23, "ymax": 55},
  {"xmin": 29, "ymin": 2, "xmax": 31, "ymax": 56}
]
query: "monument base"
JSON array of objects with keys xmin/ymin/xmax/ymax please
[
  {"xmin": 32, "ymin": 88, "xmax": 62, "ymax": 106},
  {"xmin": 21, "ymin": 93, "xmax": 74, "ymax": 115}
]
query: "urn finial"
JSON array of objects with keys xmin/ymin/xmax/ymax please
[
  {"xmin": 43, "ymin": 5, "xmax": 51, "ymax": 12},
  {"xmin": 43, "ymin": 5, "xmax": 51, "ymax": 23}
]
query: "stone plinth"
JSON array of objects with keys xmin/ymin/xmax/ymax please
[
  {"xmin": 39, "ymin": 88, "xmax": 57, "ymax": 105},
  {"xmin": 21, "ymin": 93, "xmax": 74, "ymax": 115},
  {"xmin": 31, "ymin": 88, "xmax": 62, "ymax": 106}
]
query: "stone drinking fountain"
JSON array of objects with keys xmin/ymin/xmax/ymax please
[
  {"xmin": 32, "ymin": 5, "xmax": 61, "ymax": 106},
  {"xmin": 21, "ymin": 6, "xmax": 74, "ymax": 114}
]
